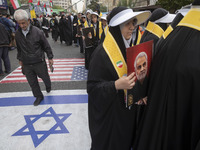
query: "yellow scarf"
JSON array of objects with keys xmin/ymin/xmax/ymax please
[
  {"xmin": 177, "ymin": 8, "xmax": 200, "ymax": 31},
  {"xmin": 103, "ymin": 30, "xmax": 128, "ymax": 102},
  {"xmin": 145, "ymin": 21, "xmax": 164, "ymax": 38}
]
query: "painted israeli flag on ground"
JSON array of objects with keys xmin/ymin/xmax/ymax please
[{"xmin": 0, "ymin": 90, "xmax": 91, "ymax": 150}]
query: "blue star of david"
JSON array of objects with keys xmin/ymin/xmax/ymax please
[{"xmin": 12, "ymin": 107, "xmax": 71, "ymax": 147}]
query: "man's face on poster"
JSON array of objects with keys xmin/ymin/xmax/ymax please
[
  {"xmin": 87, "ymin": 32, "xmax": 92, "ymax": 39},
  {"xmin": 135, "ymin": 55, "xmax": 147, "ymax": 81}
]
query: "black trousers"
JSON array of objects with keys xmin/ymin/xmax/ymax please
[
  {"xmin": 23, "ymin": 61, "xmax": 51, "ymax": 98},
  {"xmin": 0, "ymin": 47, "xmax": 11, "ymax": 74},
  {"xmin": 78, "ymin": 37, "xmax": 84, "ymax": 53}
]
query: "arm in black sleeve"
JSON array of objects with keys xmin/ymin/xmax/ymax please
[
  {"xmin": 40, "ymin": 30, "xmax": 53, "ymax": 59},
  {"xmin": 15, "ymin": 35, "xmax": 22, "ymax": 61}
]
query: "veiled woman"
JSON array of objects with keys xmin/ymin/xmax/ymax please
[{"xmin": 87, "ymin": 7, "xmax": 150, "ymax": 150}]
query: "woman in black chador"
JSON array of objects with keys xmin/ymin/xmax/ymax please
[
  {"xmin": 87, "ymin": 7, "xmax": 150, "ymax": 150},
  {"xmin": 72, "ymin": 15, "xmax": 78, "ymax": 46},
  {"xmin": 140, "ymin": 8, "xmax": 174, "ymax": 46},
  {"xmin": 133, "ymin": 1, "xmax": 200, "ymax": 150},
  {"xmin": 59, "ymin": 15, "xmax": 67, "ymax": 44},
  {"xmin": 50, "ymin": 13, "xmax": 59, "ymax": 42}
]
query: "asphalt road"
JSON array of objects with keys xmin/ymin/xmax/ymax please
[{"xmin": 0, "ymin": 36, "xmax": 87, "ymax": 93}]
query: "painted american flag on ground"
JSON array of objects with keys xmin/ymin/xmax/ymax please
[{"xmin": 0, "ymin": 58, "xmax": 88, "ymax": 84}]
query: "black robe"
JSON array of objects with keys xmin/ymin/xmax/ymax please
[
  {"xmin": 66, "ymin": 15, "xmax": 73, "ymax": 45},
  {"xmin": 133, "ymin": 9, "xmax": 200, "ymax": 150},
  {"xmin": 50, "ymin": 18, "xmax": 59, "ymax": 42},
  {"xmin": 85, "ymin": 21, "xmax": 100, "ymax": 70},
  {"xmin": 59, "ymin": 18, "xmax": 71, "ymax": 44},
  {"xmin": 73, "ymin": 15, "xmax": 78, "ymax": 44},
  {"xmin": 87, "ymin": 25, "xmax": 137, "ymax": 150}
]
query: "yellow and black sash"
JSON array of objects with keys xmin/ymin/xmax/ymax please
[
  {"xmin": 145, "ymin": 21, "xmax": 164, "ymax": 38},
  {"xmin": 177, "ymin": 8, "xmax": 200, "ymax": 31},
  {"xmin": 136, "ymin": 27, "xmax": 142, "ymax": 45},
  {"xmin": 78, "ymin": 19, "xmax": 81, "ymax": 25},
  {"xmin": 84, "ymin": 21, "xmax": 89, "ymax": 28},
  {"xmin": 162, "ymin": 25, "xmax": 173, "ymax": 39},
  {"xmin": 90, "ymin": 24, "xmax": 96, "ymax": 37},
  {"xmin": 103, "ymin": 30, "xmax": 127, "ymax": 97}
]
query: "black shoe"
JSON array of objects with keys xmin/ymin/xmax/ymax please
[
  {"xmin": 46, "ymin": 87, "xmax": 51, "ymax": 93},
  {"xmin": 33, "ymin": 96, "xmax": 44, "ymax": 106}
]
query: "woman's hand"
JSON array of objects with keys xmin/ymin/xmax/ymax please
[{"xmin": 115, "ymin": 72, "xmax": 136, "ymax": 90}]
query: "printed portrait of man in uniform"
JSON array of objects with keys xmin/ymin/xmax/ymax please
[{"xmin": 126, "ymin": 40, "xmax": 153, "ymax": 107}]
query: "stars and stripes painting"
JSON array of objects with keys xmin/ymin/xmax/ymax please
[{"xmin": 0, "ymin": 58, "xmax": 88, "ymax": 84}]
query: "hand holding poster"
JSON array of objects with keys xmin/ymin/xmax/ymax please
[{"xmin": 126, "ymin": 40, "xmax": 153, "ymax": 107}]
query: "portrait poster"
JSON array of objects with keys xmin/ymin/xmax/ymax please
[
  {"xmin": 82, "ymin": 27, "xmax": 95, "ymax": 48},
  {"xmin": 126, "ymin": 40, "xmax": 153, "ymax": 107},
  {"xmin": 77, "ymin": 24, "xmax": 82, "ymax": 36}
]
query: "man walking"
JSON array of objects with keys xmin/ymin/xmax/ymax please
[{"xmin": 14, "ymin": 9, "xmax": 54, "ymax": 106}]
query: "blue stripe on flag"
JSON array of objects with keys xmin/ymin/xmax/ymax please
[{"xmin": 0, "ymin": 95, "xmax": 88, "ymax": 107}]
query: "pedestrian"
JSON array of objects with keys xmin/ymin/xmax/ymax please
[
  {"xmin": 72, "ymin": 15, "xmax": 78, "ymax": 46},
  {"xmin": 14, "ymin": 9, "xmax": 54, "ymax": 106},
  {"xmin": 0, "ymin": 23, "xmax": 11, "ymax": 76},
  {"xmin": 59, "ymin": 15, "xmax": 67, "ymax": 44},
  {"xmin": 84, "ymin": 11, "xmax": 101, "ymax": 70},
  {"xmin": 50, "ymin": 13, "xmax": 59, "ymax": 42},
  {"xmin": 86, "ymin": 9, "xmax": 92, "ymax": 27},
  {"xmin": 41, "ymin": 14, "xmax": 49, "ymax": 38},
  {"xmin": 87, "ymin": 6, "xmax": 150, "ymax": 150},
  {"xmin": 133, "ymin": 1, "xmax": 200, "ymax": 150},
  {"xmin": 140, "ymin": 8, "xmax": 175, "ymax": 46},
  {"xmin": 66, "ymin": 14, "xmax": 73, "ymax": 46}
]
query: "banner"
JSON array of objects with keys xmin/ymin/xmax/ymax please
[
  {"xmin": 28, "ymin": 0, "xmax": 36, "ymax": 18},
  {"xmin": 10, "ymin": 0, "xmax": 21, "ymax": 9}
]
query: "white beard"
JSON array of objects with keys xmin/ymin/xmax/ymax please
[{"xmin": 136, "ymin": 70, "xmax": 147, "ymax": 81}]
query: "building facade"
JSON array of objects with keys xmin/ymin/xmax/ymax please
[
  {"xmin": 52, "ymin": 0, "xmax": 72, "ymax": 10},
  {"xmin": 134, "ymin": 0, "xmax": 158, "ymax": 7}
]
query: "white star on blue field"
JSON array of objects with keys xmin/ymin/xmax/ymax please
[{"xmin": 12, "ymin": 107, "xmax": 71, "ymax": 147}]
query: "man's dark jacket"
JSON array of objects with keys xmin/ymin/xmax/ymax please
[
  {"xmin": 15, "ymin": 25, "xmax": 53, "ymax": 65},
  {"xmin": 0, "ymin": 23, "xmax": 10, "ymax": 46}
]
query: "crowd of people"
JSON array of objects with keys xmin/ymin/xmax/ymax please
[{"xmin": 0, "ymin": 0, "xmax": 200, "ymax": 149}]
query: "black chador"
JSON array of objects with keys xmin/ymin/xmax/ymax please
[
  {"xmin": 59, "ymin": 15, "xmax": 72, "ymax": 45},
  {"xmin": 133, "ymin": 3, "xmax": 200, "ymax": 150},
  {"xmin": 85, "ymin": 20, "xmax": 100, "ymax": 70},
  {"xmin": 140, "ymin": 8, "xmax": 168, "ymax": 45},
  {"xmin": 66, "ymin": 15, "xmax": 73, "ymax": 45},
  {"xmin": 50, "ymin": 18, "xmax": 59, "ymax": 42},
  {"xmin": 87, "ymin": 7, "xmax": 138, "ymax": 150}
]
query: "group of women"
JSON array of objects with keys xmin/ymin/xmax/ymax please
[{"xmin": 87, "ymin": 0, "xmax": 200, "ymax": 149}]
